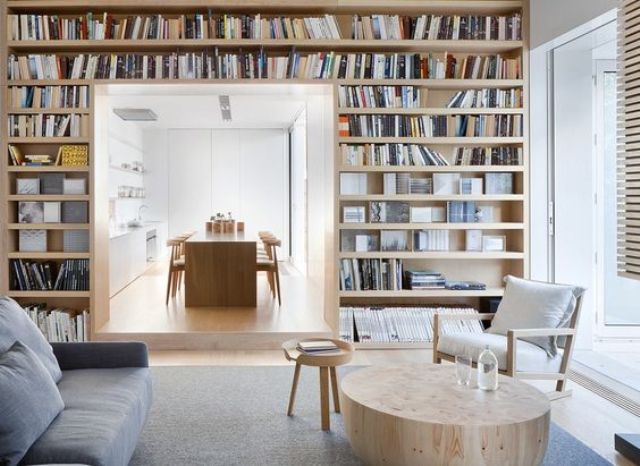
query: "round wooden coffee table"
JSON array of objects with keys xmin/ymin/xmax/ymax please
[{"xmin": 341, "ymin": 363, "xmax": 550, "ymax": 466}]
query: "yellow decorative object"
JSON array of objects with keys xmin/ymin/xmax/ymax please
[{"xmin": 58, "ymin": 145, "xmax": 88, "ymax": 166}]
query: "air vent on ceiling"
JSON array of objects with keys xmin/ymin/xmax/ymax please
[
  {"xmin": 113, "ymin": 108, "xmax": 158, "ymax": 121},
  {"xmin": 219, "ymin": 95, "xmax": 232, "ymax": 122}
]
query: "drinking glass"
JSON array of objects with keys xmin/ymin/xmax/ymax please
[{"xmin": 455, "ymin": 355, "xmax": 472, "ymax": 387}]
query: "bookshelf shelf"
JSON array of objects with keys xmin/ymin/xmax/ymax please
[
  {"xmin": 8, "ymin": 137, "xmax": 90, "ymax": 143},
  {"xmin": 8, "ymin": 78, "xmax": 525, "ymax": 88},
  {"xmin": 8, "ymin": 252, "xmax": 90, "ymax": 259},
  {"xmin": 8, "ymin": 223, "xmax": 90, "ymax": 230},
  {"xmin": 339, "ymin": 136, "xmax": 524, "ymax": 144},
  {"xmin": 338, "ymin": 222, "xmax": 525, "ymax": 230},
  {"xmin": 6, "ymin": 290, "xmax": 91, "ymax": 298},
  {"xmin": 338, "ymin": 165, "xmax": 525, "ymax": 172},
  {"xmin": 338, "ymin": 108, "xmax": 524, "ymax": 115},
  {"xmin": 8, "ymin": 194, "xmax": 90, "ymax": 201},
  {"xmin": 7, "ymin": 166, "xmax": 89, "ymax": 172},
  {"xmin": 338, "ymin": 194, "xmax": 524, "ymax": 201},
  {"xmin": 339, "ymin": 251, "xmax": 524, "ymax": 259},
  {"xmin": 7, "ymin": 39, "xmax": 523, "ymax": 53},
  {"xmin": 339, "ymin": 288, "xmax": 505, "ymax": 298},
  {"xmin": 8, "ymin": 108, "xmax": 90, "ymax": 114}
]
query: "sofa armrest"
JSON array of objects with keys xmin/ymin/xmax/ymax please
[
  {"xmin": 51, "ymin": 342, "xmax": 149, "ymax": 370},
  {"xmin": 432, "ymin": 313, "xmax": 495, "ymax": 363},
  {"xmin": 507, "ymin": 328, "xmax": 576, "ymax": 338}
]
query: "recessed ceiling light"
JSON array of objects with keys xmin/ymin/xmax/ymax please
[{"xmin": 113, "ymin": 108, "xmax": 158, "ymax": 121}]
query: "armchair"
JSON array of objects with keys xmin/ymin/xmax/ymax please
[{"xmin": 433, "ymin": 276, "xmax": 585, "ymax": 400}]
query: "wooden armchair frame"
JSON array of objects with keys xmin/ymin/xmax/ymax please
[{"xmin": 433, "ymin": 294, "xmax": 584, "ymax": 400}]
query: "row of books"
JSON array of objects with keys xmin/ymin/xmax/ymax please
[
  {"xmin": 447, "ymin": 88, "xmax": 522, "ymax": 108},
  {"xmin": 338, "ymin": 85, "xmax": 423, "ymax": 109},
  {"xmin": 383, "ymin": 173, "xmax": 433, "ymax": 195},
  {"xmin": 8, "ymin": 13, "xmax": 342, "ymax": 41},
  {"xmin": 8, "ymin": 114, "xmax": 87, "ymax": 138},
  {"xmin": 23, "ymin": 304, "xmax": 90, "ymax": 343},
  {"xmin": 340, "ymin": 143, "xmax": 449, "ymax": 166},
  {"xmin": 362, "ymin": 201, "xmax": 496, "ymax": 224},
  {"xmin": 339, "ymin": 306, "xmax": 483, "ymax": 343},
  {"xmin": 340, "ymin": 114, "xmax": 523, "ymax": 137},
  {"xmin": 351, "ymin": 14, "xmax": 522, "ymax": 41},
  {"xmin": 339, "ymin": 258, "xmax": 403, "ymax": 291},
  {"xmin": 414, "ymin": 230, "xmax": 450, "ymax": 251},
  {"xmin": 7, "ymin": 52, "xmax": 522, "ymax": 81},
  {"xmin": 10, "ymin": 259, "xmax": 90, "ymax": 291},
  {"xmin": 454, "ymin": 146, "xmax": 522, "ymax": 166},
  {"xmin": 8, "ymin": 85, "xmax": 90, "ymax": 109}
]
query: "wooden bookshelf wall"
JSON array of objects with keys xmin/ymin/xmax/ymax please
[{"xmin": 1, "ymin": 0, "xmax": 529, "ymax": 346}]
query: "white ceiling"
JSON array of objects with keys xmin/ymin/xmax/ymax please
[{"xmin": 99, "ymin": 83, "xmax": 331, "ymax": 129}]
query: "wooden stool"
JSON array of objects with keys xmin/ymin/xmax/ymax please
[
  {"xmin": 257, "ymin": 236, "xmax": 282, "ymax": 305},
  {"xmin": 282, "ymin": 338, "xmax": 354, "ymax": 431},
  {"xmin": 165, "ymin": 238, "xmax": 186, "ymax": 304}
]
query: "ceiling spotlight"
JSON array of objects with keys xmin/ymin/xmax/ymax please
[
  {"xmin": 219, "ymin": 95, "xmax": 232, "ymax": 122},
  {"xmin": 113, "ymin": 108, "xmax": 158, "ymax": 121}
]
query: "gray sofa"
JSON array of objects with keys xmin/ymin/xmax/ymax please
[{"xmin": 21, "ymin": 342, "xmax": 153, "ymax": 466}]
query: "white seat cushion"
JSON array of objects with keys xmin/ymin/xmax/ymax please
[{"xmin": 437, "ymin": 332, "xmax": 563, "ymax": 373}]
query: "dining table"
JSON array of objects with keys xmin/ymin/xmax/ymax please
[{"xmin": 184, "ymin": 230, "xmax": 257, "ymax": 307}]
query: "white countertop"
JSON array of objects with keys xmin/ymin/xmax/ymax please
[{"xmin": 109, "ymin": 221, "xmax": 163, "ymax": 240}]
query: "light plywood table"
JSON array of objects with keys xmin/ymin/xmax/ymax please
[
  {"xmin": 184, "ymin": 231, "xmax": 257, "ymax": 307},
  {"xmin": 282, "ymin": 338, "xmax": 354, "ymax": 431},
  {"xmin": 341, "ymin": 363, "xmax": 551, "ymax": 466}
]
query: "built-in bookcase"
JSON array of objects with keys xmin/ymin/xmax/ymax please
[{"xmin": 1, "ymin": 0, "xmax": 528, "ymax": 347}]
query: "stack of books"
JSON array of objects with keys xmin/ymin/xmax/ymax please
[
  {"xmin": 296, "ymin": 340, "xmax": 339, "ymax": 354},
  {"xmin": 404, "ymin": 269, "xmax": 446, "ymax": 289}
]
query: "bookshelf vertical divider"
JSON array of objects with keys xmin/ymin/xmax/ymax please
[{"xmin": 2, "ymin": 0, "xmax": 528, "ymax": 346}]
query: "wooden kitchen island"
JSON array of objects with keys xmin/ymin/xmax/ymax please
[{"xmin": 184, "ymin": 231, "xmax": 257, "ymax": 307}]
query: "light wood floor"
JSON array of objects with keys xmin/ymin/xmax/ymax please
[
  {"xmin": 100, "ymin": 261, "xmax": 330, "ymax": 335},
  {"xmin": 149, "ymin": 349, "xmax": 640, "ymax": 466}
]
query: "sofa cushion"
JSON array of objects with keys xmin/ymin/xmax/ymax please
[
  {"xmin": 22, "ymin": 367, "xmax": 153, "ymax": 466},
  {"xmin": 0, "ymin": 296, "xmax": 61, "ymax": 382},
  {"xmin": 0, "ymin": 342, "xmax": 64, "ymax": 466},
  {"xmin": 488, "ymin": 275, "xmax": 578, "ymax": 356},
  {"xmin": 438, "ymin": 332, "xmax": 563, "ymax": 373}
]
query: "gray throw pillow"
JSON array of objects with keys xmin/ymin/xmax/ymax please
[
  {"xmin": 0, "ymin": 296, "xmax": 61, "ymax": 382},
  {"xmin": 0, "ymin": 341, "xmax": 64, "ymax": 466},
  {"xmin": 488, "ymin": 275, "xmax": 579, "ymax": 356}
]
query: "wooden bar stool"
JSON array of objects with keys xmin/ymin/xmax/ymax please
[
  {"xmin": 166, "ymin": 238, "xmax": 186, "ymax": 304},
  {"xmin": 282, "ymin": 338, "xmax": 354, "ymax": 431}
]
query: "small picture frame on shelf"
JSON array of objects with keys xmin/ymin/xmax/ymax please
[
  {"xmin": 18, "ymin": 202, "xmax": 44, "ymax": 223},
  {"xmin": 343, "ymin": 206, "xmax": 365, "ymax": 223},
  {"xmin": 482, "ymin": 235, "xmax": 506, "ymax": 252},
  {"xmin": 16, "ymin": 178, "xmax": 40, "ymax": 195}
]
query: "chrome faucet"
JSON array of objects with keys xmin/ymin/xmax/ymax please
[{"xmin": 137, "ymin": 204, "xmax": 149, "ymax": 222}]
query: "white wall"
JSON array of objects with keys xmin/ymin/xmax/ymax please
[
  {"xmin": 290, "ymin": 110, "xmax": 308, "ymax": 274},
  {"xmin": 142, "ymin": 129, "xmax": 169, "ymax": 225},
  {"xmin": 530, "ymin": 0, "xmax": 617, "ymax": 48},
  {"xmin": 108, "ymin": 111, "xmax": 145, "ymax": 224}
]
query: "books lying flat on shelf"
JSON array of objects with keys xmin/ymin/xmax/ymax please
[
  {"xmin": 370, "ymin": 201, "xmax": 410, "ymax": 223},
  {"xmin": 338, "ymin": 85, "xmax": 423, "ymax": 108},
  {"xmin": 7, "ymin": 52, "xmax": 522, "ymax": 81},
  {"xmin": 296, "ymin": 340, "xmax": 340, "ymax": 354},
  {"xmin": 414, "ymin": 230, "xmax": 449, "ymax": 251},
  {"xmin": 339, "ymin": 306, "xmax": 484, "ymax": 343},
  {"xmin": 404, "ymin": 269, "xmax": 446, "ymax": 289},
  {"xmin": 8, "ymin": 13, "xmax": 342, "ymax": 40},
  {"xmin": 445, "ymin": 281, "xmax": 486, "ymax": 290},
  {"xmin": 8, "ymin": 113, "xmax": 87, "ymax": 137},
  {"xmin": 22, "ymin": 304, "xmax": 90, "ymax": 342},
  {"xmin": 447, "ymin": 88, "xmax": 522, "ymax": 109},
  {"xmin": 340, "ymin": 144, "xmax": 448, "ymax": 167},
  {"xmin": 351, "ymin": 14, "xmax": 522, "ymax": 41},
  {"xmin": 9, "ymin": 86, "xmax": 90, "ymax": 109},
  {"xmin": 454, "ymin": 146, "xmax": 522, "ymax": 166},
  {"xmin": 11, "ymin": 259, "xmax": 90, "ymax": 291},
  {"xmin": 344, "ymin": 114, "xmax": 522, "ymax": 137},
  {"xmin": 340, "ymin": 258, "xmax": 403, "ymax": 291}
]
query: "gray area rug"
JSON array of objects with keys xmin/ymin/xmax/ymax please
[{"xmin": 131, "ymin": 366, "xmax": 611, "ymax": 466}]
